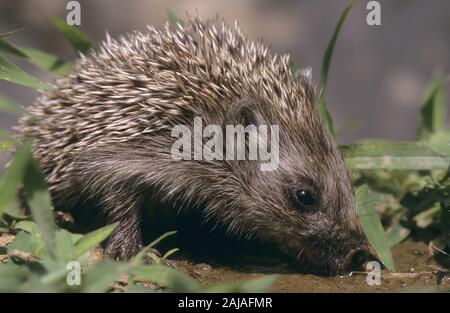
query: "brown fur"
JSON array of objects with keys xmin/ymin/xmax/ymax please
[{"xmin": 18, "ymin": 17, "xmax": 367, "ymax": 273}]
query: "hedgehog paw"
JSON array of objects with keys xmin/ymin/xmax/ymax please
[{"xmin": 104, "ymin": 229, "xmax": 143, "ymax": 261}]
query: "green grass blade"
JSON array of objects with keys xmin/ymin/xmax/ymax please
[
  {"xmin": 49, "ymin": 17, "xmax": 92, "ymax": 54},
  {"xmin": 0, "ymin": 93, "xmax": 24, "ymax": 116},
  {"xmin": 441, "ymin": 195, "xmax": 450, "ymax": 248},
  {"xmin": 356, "ymin": 185, "xmax": 395, "ymax": 271},
  {"xmin": 0, "ymin": 140, "xmax": 33, "ymax": 218},
  {"xmin": 16, "ymin": 47, "xmax": 72, "ymax": 76},
  {"xmin": 318, "ymin": 99, "xmax": 335, "ymax": 138},
  {"xmin": 320, "ymin": 0, "xmax": 356, "ymax": 89},
  {"xmin": 341, "ymin": 139, "xmax": 450, "ymax": 170},
  {"xmin": 386, "ymin": 222, "xmax": 410, "ymax": 247},
  {"xmin": 82, "ymin": 261, "xmax": 121, "ymax": 293},
  {"xmin": 0, "ymin": 29, "xmax": 24, "ymax": 39},
  {"xmin": 23, "ymin": 159, "xmax": 56, "ymax": 258},
  {"xmin": 318, "ymin": 0, "xmax": 356, "ymax": 137},
  {"xmin": 0, "ymin": 39, "xmax": 28, "ymax": 58},
  {"xmin": 166, "ymin": 9, "xmax": 182, "ymax": 30},
  {"xmin": 74, "ymin": 223, "xmax": 118, "ymax": 258},
  {"xmin": 0, "ymin": 54, "xmax": 53, "ymax": 90},
  {"xmin": 417, "ymin": 74, "xmax": 449, "ymax": 140},
  {"xmin": 0, "ymin": 37, "xmax": 72, "ymax": 76}
]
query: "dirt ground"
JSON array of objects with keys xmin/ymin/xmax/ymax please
[
  {"xmin": 177, "ymin": 239, "xmax": 450, "ymax": 292},
  {"xmin": 1, "ymin": 232, "xmax": 449, "ymax": 292}
]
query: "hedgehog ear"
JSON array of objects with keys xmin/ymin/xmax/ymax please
[
  {"xmin": 223, "ymin": 98, "xmax": 265, "ymax": 127},
  {"xmin": 222, "ymin": 98, "xmax": 279, "ymax": 171}
]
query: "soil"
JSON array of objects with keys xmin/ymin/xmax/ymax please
[{"xmin": 176, "ymin": 238, "xmax": 450, "ymax": 292}]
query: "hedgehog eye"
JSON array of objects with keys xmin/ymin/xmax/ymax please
[{"xmin": 291, "ymin": 188, "xmax": 316, "ymax": 211}]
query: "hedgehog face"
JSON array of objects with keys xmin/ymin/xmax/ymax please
[
  {"xmin": 222, "ymin": 97, "xmax": 369, "ymax": 274},
  {"xmin": 279, "ymin": 151, "xmax": 369, "ymax": 274},
  {"xmin": 242, "ymin": 136, "xmax": 369, "ymax": 274}
]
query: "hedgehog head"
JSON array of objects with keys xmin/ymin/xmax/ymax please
[{"xmin": 208, "ymin": 78, "xmax": 369, "ymax": 274}]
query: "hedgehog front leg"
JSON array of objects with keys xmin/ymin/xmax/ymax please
[
  {"xmin": 76, "ymin": 151, "xmax": 146, "ymax": 260},
  {"xmin": 102, "ymin": 190, "xmax": 144, "ymax": 260}
]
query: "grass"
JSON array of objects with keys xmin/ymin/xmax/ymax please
[{"xmin": 0, "ymin": 4, "xmax": 449, "ymax": 292}]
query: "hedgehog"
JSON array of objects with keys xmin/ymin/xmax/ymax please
[{"xmin": 18, "ymin": 17, "xmax": 368, "ymax": 274}]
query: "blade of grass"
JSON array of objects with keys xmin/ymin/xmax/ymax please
[
  {"xmin": 0, "ymin": 93, "xmax": 24, "ymax": 116},
  {"xmin": 441, "ymin": 198, "xmax": 450, "ymax": 248},
  {"xmin": 0, "ymin": 37, "xmax": 72, "ymax": 76},
  {"xmin": 0, "ymin": 39, "xmax": 28, "ymax": 58},
  {"xmin": 166, "ymin": 9, "xmax": 182, "ymax": 30},
  {"xmin": 356, "ymin": 185, "xmax": 395, "ymax": 271},
  {"xmin": 342, "ymin": 139, "xmax": 450, "ymax": 170},
  {"xmin": 82, "ymin": 261, "xmax": 121, "ymax": 293},
  {"xmin": 19, "ymin": 47, "xmax": 72, "ymax": 76},
  {"xmin": 386, "ymin": 222, "xmax": 410, "ymax": 247},
  {"xmin": 49, "ymin": 17, "xmax": 91, "ymax": 54},
  {"xmin": 0, "ymin": 54, "xmax": 53, "ymax": 90},
  {"xmin": 0, "ymin": 140, "xmax": 33, "ymax": 218},
  {"xmin": 0, "ymin": 29, "xmax": 24, "ymax": 39},
  {"xmin": 318, "ymin": 0, "xmax": 356, "ymax": 138},
  {"xmin": 74, "ymin": 223, "xmax": 118, "ymax": 258},
  {"xmin": 23, "ymin": 159, "xmax": 56, "ymax": 258},
  {"xmin": 417, "ymin": 74, "xmax": 449, "ymax": 140}
]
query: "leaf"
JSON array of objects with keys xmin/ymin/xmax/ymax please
[
  {"xmin": 413, "ymin": 205, "xmax": 440, "ymax": 228},
  {"xmin": 0, "ymin": 263, "xmax": 52, "ymax": 292},
  {"xmin": 417, "ymin": 74, "xmax": 449, "ymax": 140},
  {"xmin": 162, "ymin": 248, "xmax": 179, "ymax": 260},
  {"xmin": 82, "ymin": 261, "xmax": 122, "ymax": 293},
  {"xmin": 17, "ymin": 47, "xmax": 72, "ymax": 76},
  {"xmin": 0, "ymin": 93, "xmax": 24, "ymax": 116},
  {"xmin": 386, "ymin": 222, "xmax": 410, "ymax": 247},
  {"xmin": 14, "ymin": 220, "xmax": 36, "ymax": 233},
  {"xmin": 203, "ymin": 275, "xmax": 276, "ymax": 293},
  {"xmin": 318, "ymin": 0, "xmax": 356, "ymax": 138},
  {"xmin": 49, "ymin": 17, "xmax": 92, "ymax": 54},
  {"xmin": 10, "ymin": 223, "xmax": 47, "ymax": 258},
  {"xmin": 0, "ymin": 39, "xmax": 28, "ymax": 58},
  {"xmin": 7, "ymin": 231, "xmax": 33, "ymax": 255},
  {"xmin": 0, "ymin": 37, "xmax": 72, "ymax": 76},
  {"xmin": 55, "ymin": 229, "xmax": 75, "ymax": 261},
  {"xmin": 132, "ymin": 230, "xmax": 177, "ymax": 264},
  {"xmin": 0, "ymin": 29, "xmax": 24, "ymax": 39},
  {"xmin": 0, "ymin": 140, "xmax": 32, "ymax": 218},
  {"xmin": 0, "ymin": 131, "xmax": 16, "ymax": 153},
  {"xmin": 318, "ymin": 98, "xmax": 336, "ymax": 138},
  {"xmin": 148, "ymin": 230, "xmax": 177, "ymax": 248},
  {"xmin": 355, "ymin": 185, "xmax": 395, "ymax": 271},
  {"xmin": 23, "ymin": 159, "xmax": 56, "ymax": 258},
  {"xmin": 74, "ymin": 223, "xmax": 118, "ymax": 258},
  {"xmin": 441, "ymin": 198, "xmax": 450, "ymax": 248},
  {"xmin": 166, "ymin": 9, "xmax": 182, "ymax": 30},
  {"xmin": 342, "ymin": 139, "xmax": 450, "ymax": 170},
  {"xmin": 0, "ymin": 54, "xmax": 52, "ymax": 90}
]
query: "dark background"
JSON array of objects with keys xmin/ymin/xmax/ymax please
[{"xmin": 0, "ymin": 0, "xmax": 449, "ymax": 143}]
